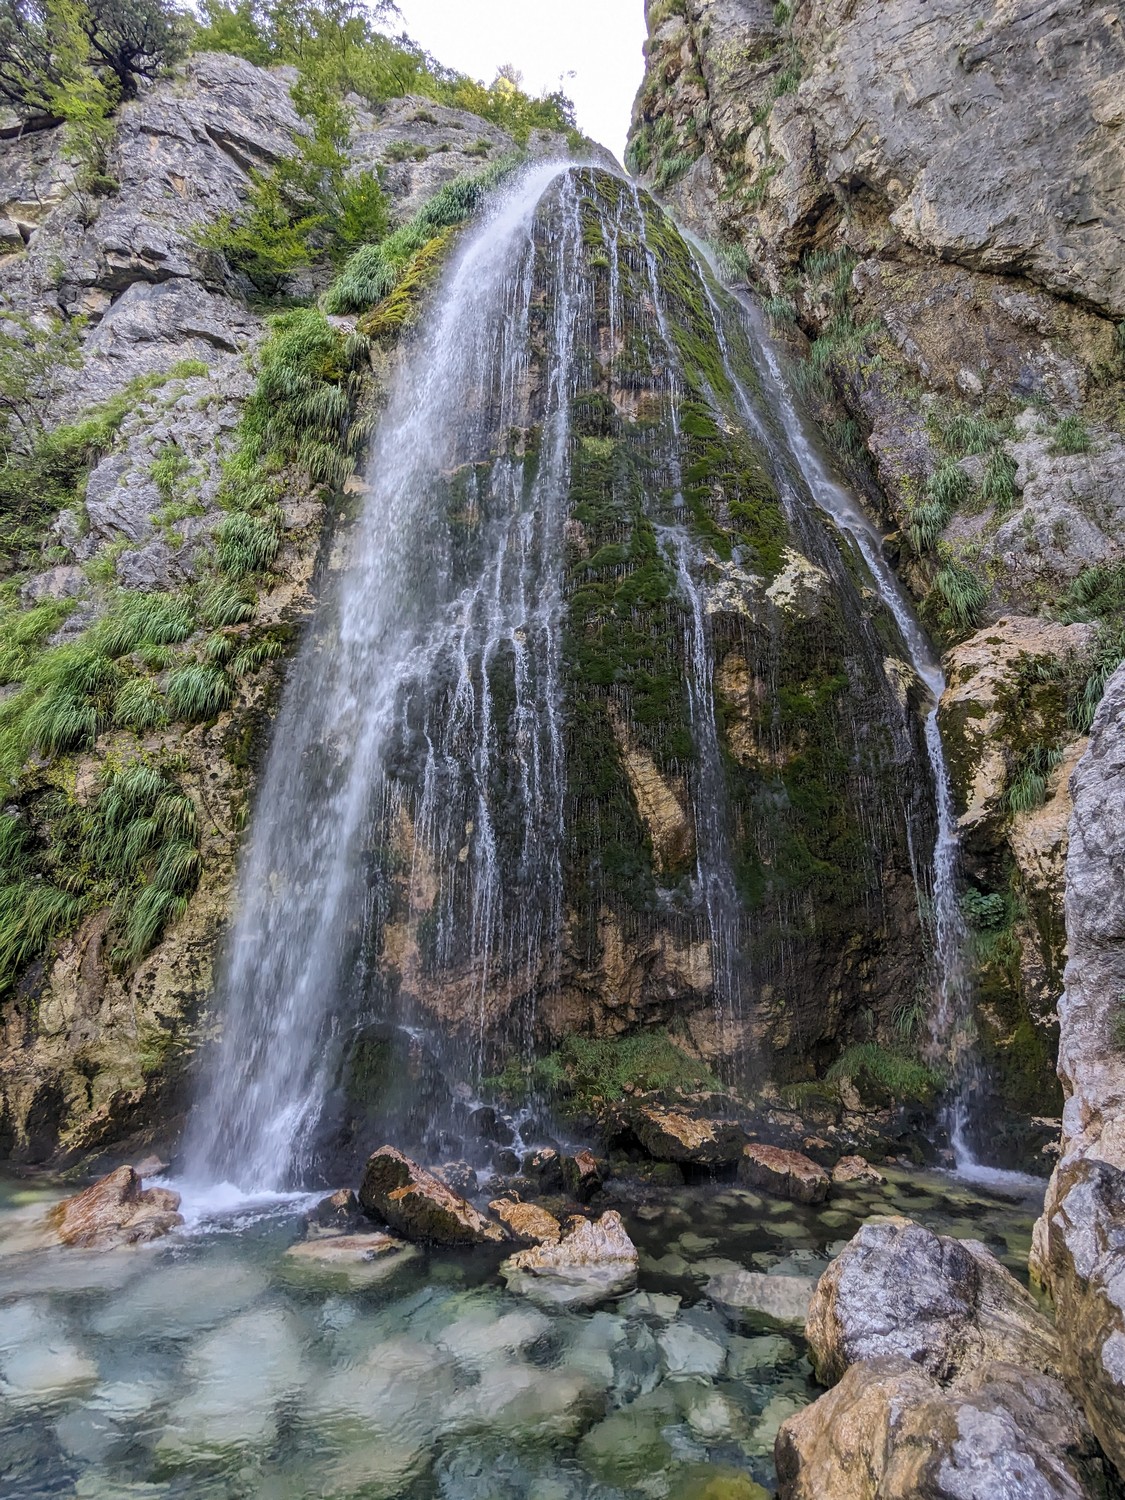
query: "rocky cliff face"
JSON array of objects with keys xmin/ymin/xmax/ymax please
[
  {"xmin": 0, "ymin": 53, "xmax": 578, "ymax": 1162},
  {"xmin": 629, "ymin": 0, "xmax": 1125, "ymax": 1125}
]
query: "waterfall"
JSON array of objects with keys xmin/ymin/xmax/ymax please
[
  {"xmin": 186, "ymin": 163, "xmax": 579, "ymax": 1191},
  {"xmin": 185, "ymin": 164, "xmax": 959, "ymax": 1195}
]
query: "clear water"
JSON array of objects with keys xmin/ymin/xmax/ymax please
[{"xmin": 0, "ymin": 1167, "xmax": 1043, "ymax": 1500}]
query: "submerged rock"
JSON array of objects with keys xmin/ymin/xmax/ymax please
[
  {"xmin": 775, "ymin": 1357, "xmax": 1109, "ymax": 1500},
  {"xmin": 706, "ymin": 1269, "xmax": 817, "ymax": 1330},
  {"xmin": 47, "ymin": 1166, "xmax": 182, "ymax": 1249},
  {"xmin": 806, "ymin": 1217, "xmax": 1060, "ymax": 1385},
  {"xmin": 282, "ymin": 1232, "xmax": 419, "ymax": 1287},
  {"xmin": 501, "ymin": 1210, "xmax": 638, "ymax": 1308},
  {"xmin": 488, "ymin": 1198, "xmax": 562, "ymax": 1244},
  {"xmin": 632, "ymin": 1105, "xmax": 747, "ymax": 1165},
  {"xmin": 737, "ymin": 1145, "xmax": 829, "ymax": 1204},
  {"xmin": 358, "ymin": 1146, "xmax": 506, "ymax": 1246},
  {"xmin": 830, "ymin": 1155, "xmax": 885, "ymax": 1187}
]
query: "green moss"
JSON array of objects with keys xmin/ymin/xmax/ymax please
[
  {"xmin": 486, "ymin": 1029, "xmax": 717, "ymax": 1114},
  {"xmin": 825, "ymin": 1043, "xmax": 941, "ymax": 1104}
]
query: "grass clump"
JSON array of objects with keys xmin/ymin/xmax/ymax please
[
  {"xmin": 327, "ymin": 156, "xmax": 520, "ymax": 315},
  {"xmin": 825, "ymin": 1042, "xmax": 941, "ymax": 1103},
  {"xmin": 486, "ymin": 1030, "xmax": 718, "ymax": 1115},
  {"xmin": 924, "ymin": 556, "xmax": 989, "ymax": 636},
  {"xmin": 1049, "ymin": 415, "xmax": 1092, "ymax": 456},
  {"xmin": 216, "ymin": 511, "xmax": 281, "ymax": 579},
  {"xmin": 164, "ymin": 662, "xmax": 233, "ymax": 723}
]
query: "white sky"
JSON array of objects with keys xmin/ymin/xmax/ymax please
[{"xmin": 392, "ymin": 0, "xmax": 648, "ymax": 162}]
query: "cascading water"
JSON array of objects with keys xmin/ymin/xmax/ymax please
[
  {"xmin": 186, "ymin": 163, "xmax": 956, "ymax": 1196},
  {"xmin": 186, "ymin": 163, "xmax": 581, "ymax": 1191}
]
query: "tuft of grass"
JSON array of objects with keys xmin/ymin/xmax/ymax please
[
  {"xmin": 929, "ymin": 559, "xmax": 989, "ymax": 633},
  {"xmin": 825, "ymin": 1042, "xmax": 941, "ymax": 1103},
  {"xmin": 0, "ymin": 881, "xmax": 84, "ymax": 979},
  {"xmin": 96, "ymin": 592, "xmax": 195, "ymax": 658},
  {"xmin": 113, "ymin": 677, "xmax": 168, "ymax": 732},
  {"xmin": 199, "ymin": 581, "xmax": 255, "ymax": 628},
  {"xmin": 980, "ymin": 448, "xmax": 1018, "ymax": 513},
  {"xmin": 1049, "ymin": 415, "xmax": 1092, "ymax": 456},
  {"xmin": 216, "ymin": 511, "xmax": 281, "ymax": 580},
  {"xmin": 485, "ymin": 1029, "xmax": 718, "ymax": 1114},
  {"xmin": 165, "ymin": 663, "xmax": 233, "ymax": 723},
  {"xmin": 906, "ymin": 498, "xmax": 951, "ymax": 555},
  {"xmin": 357, "ymin": 226, "xmax": 458, "ymax": 342}
]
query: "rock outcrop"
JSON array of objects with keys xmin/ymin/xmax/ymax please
[
  {"xmin": 1033, "ymin": 665, "xmax": 1125, "ymax": 1478},
  {"xmin": 358, "ymin": 1146, "xmax": 506, "ymax": 1245},
  {"xmin": 47, "ymin": 1164, "xmax": 182, "ymax": 1248}
]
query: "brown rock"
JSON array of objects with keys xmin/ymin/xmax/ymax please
[
  {"xmin": 488, "ymin": 1198, "xmax": 562, "ymax": 1244},
  {"xmin": 775, "ymin": 1357, "xmax": 1108, "ymax": 1500},
  {"xmin": 358, "ymin": 1145, "xmax": 506, "ymax": 1245},
  {"xmin": 738, "ymin": 1144, "xmax": 829, "ymax": 1204},
  {"xmin": 282, "ymin": 1231, "xmax": 419, "ymax": 1286},
  {"xmin": 47, "ymin": 1165, "xmax": 182, "ymax": 1249},
  {"xmin": 632, "ymin": 1106, "xmax": 747, "ymax": 1166},
  {"xmin": 831, "ymin": 1155, "xmax": 885, "ymax": 1187},
  {"xmin": 306, "ymin": 1187, "xmax": 362, "ymax": 1237}
]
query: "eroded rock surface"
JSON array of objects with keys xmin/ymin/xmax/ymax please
[
  {"xmin": 738, "ymin": 1144, "xmax": 829, "ymax": 1204},
  {"xmin": 47, "ymin": 1165, "xmax": 182, "ymax": 1248}
]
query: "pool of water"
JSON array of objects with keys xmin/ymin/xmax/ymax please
[{"xmin": 0, "ymin": 1164, "xmax": 1044, "ymax": 1499}]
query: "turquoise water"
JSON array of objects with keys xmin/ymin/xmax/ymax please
[{"xmin": 0, "ymin": 1166, "xmax": 1042, "ymax": 1498}]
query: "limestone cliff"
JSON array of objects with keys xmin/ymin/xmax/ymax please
[{"xmin": 629, "ymin": 0, "xmax": 1125, "ymax": 1121}]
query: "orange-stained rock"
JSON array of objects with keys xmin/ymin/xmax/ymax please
[
  {"xmin": 502, "ymin": 1210, "xmax": 638, "ymax": 1308},
  {"xmin": 831, "ymin": 1155, "xmax": 886, "ymax": 1187},
  {"xmin": 47, "ymin": 1165, "xmax": 182, "ymax": 1249},
  {"xmin": 359, "ymin": 1145, "xmax": 506, "ymax": 1245},
  {"xmin": 738, "ymin": 1144, "xmax": 829, "ymax": 1204},
  {"xmin": 632, "ymin": 1106, "xmax": 747, "ymax": 1165},
  {"xmin": 489, "ymin": 1198, "xmax": 562, "ymax": 1244}
]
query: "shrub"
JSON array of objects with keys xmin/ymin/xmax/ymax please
[{"xmin": 960, "ymin": 887, "xmax": 1008, "ymax": 930}]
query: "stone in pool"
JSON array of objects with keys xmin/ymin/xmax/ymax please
[
  {"xmin": 47, "ymin": 1166, "xmax": 183, "ymax": 1249},
  {"xmin": 578, "ymin": 1386, "xmax": 678, "ymax": 1484},
  {"xmin": 359, "ymin": 1146, "xmax": 506, "ymax": 1245},
  {"xmin": 281, "ymin": 1231, "xmax": 419, "ymax": 1286},
  {"xmin": 725, "ymin": 1332, "xmax": 798, "ymax": 1378},
  {"xmin": 488, "ymin": 1197, "xmax": 562, "ymax": 1244},
  {"xmin": 631, "ymin": 1105, "xmax": 748, "ymax": 1165},
  {"xmin": 667, "ymin": 1465, "xmax": 769, "ymax": 1500},
  {"xmin": 656, "ymin": 1306, "xmax": 728, "ymax": 1377},
  {"xmin": 502, "ymin": 1210, "xmax": 638, "ymax": 1308},
  {"xmin": 707, "ymin": 1269, "xmax": 817, "ymax": 1329},
  {"xmin": 738, "ymin": 1145, "xmax": 829, "ymax": 1205}
]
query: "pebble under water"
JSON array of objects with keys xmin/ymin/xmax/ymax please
[{"xmin": 0, "ymin": 1167, "xmax": 1043, "ymax": 1500}]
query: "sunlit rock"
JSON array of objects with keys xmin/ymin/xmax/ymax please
[
  {"xmin": 502, "ymin": 1210, "xmax": 638, "ymax": 1309},
  {"xmin": 46, "ymin": 1166, "xmax": 183, "ymax": 1249},
  {"xmin": 764, "ymin": 548, "xmax": 829, "ymax": 617},
  {"xmin": 830, "ymin": 1155, "xmax": 885, "ymax": 1187},
  {"xmin": 488, "ymin": 1198, "xmax": 561, "ymax": 1244},
  {"xmin": 807, "ymin": 1218, "xmax": 1060, "ymax": 1387},
  {"xmin": 737, "ymin": 1145, "xmax": 829, "ymax": 1204},
  {"xmin": 359, "ymin": 1146, "xmax": 506, "ymax": 1245},
  {"xmin": 632, "ymin": 1106, "xmax": 748, "ymax": 1166},
  {"xmin": 775, "ymin": 1358, "xmax": 1109, "ymax": 1500}
]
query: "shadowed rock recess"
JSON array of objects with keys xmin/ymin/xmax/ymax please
[{"xmin": 0, "ymin": 4, "xmax": 1124, "ymax": 1498}]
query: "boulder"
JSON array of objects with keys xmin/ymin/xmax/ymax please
[
  {"xmin": 631, "ymin": 1105, "xmax": 747, "ymax": 1165},
  {"xmin": 831, "ymin": 1154, "xmax": 885, "ymax": 1187},
  {"xmin": 46, "ymin": 1166, "xmax": 182, "ymax": 1249},
  {"xmin": 775, "ymin": 1357, "xmax": 1110, "ymax": 1500},
  {"xmin": 358, "ymin": 1146, "xmax": 506, "ymax": 1245},
  {"xmin": 706, "ymin": 1269, "xmax": 817, "ymax": 1330},
  {"xmin": 521, "ymin": 1146, "xmax": 563, "ymax": 1191},
  {"xmin": 502, "ymin": 1211, "xmax": 638, "ymax": 1308},
  {"xmin": 806, "ymin": 1218, "xmax": 1060, "ymax": 1386},
  {"xmin": 433, "ymin": 1160, "xmax": 477, "ymax": 1197},
  {"xmin": 738, "ymin": 1144, "xmax": 829, "ymax": 1204},
  {"xmin": 488, "ymin": 1198, "xmax": 562, "ymax": 1245},
  {"xmin": 561, "ymin": 1148, "xmax": 603, "ymax": 1202}
]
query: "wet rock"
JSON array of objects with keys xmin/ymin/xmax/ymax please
[
  {"xmin": 807, "ymin": 1217, "xmax": 1060, "ymax": 1386},
  {"xmin": 491, "ymin": 1146, "xmax": 521, "ymax": 1175},
  {"xmin": 433, "ymin": 1160, "xmax": 477, "ymax": 1197},
  {"xmin": 47, "ymin": 1166, "xmax": 182, "ymax": 1249},
  {"xmin": 359, "ymin": 1146, "xmax": 506, "ymax": 1245},
  {"xmin": 775, "ymin": 1357, "xmax": 1110, "ymax": 1500},
  {"xmin": 668, "ymin": 1468, "xmax": 768, "ymax": 1500},
  {"xmin": 561, "ymin": 1148, "xmax": 603, "ymax": 1201},
  {"xmin": 468, "ymin": 1105, "xmax": 514, "ymax": 1146},
  {"xmin": 435, "ymin": 1302, "xmax": 551, "ymax": 1369},
  {"xmin": 521, "ymin": 1145, "xmax": 564, "ymax": 1190},
  {"xmin": 0, "ymin": 1301, "xmax": 98, "ymax": 1401},
  {"xmin": 707, "ymin": 1269, "xmax": 817, "ymax": 1330},
  {"xmin": 631, "ymin": 1105, "xmax": 747, "ymax": 1165},
  {"xmin": 282, "ymin": 1232, "xmax": 419, "ymax": 1287},
  {"xmin": 444, "ymin": 1361, "xmax": 601, "ymax": 1442},
  {"xmin": 725, "ymin": 1332, "xmax": 798, "ymax": 1378},
  {"xmin": 502, "ymin": 1210, "xmax": 638, "ymax": 1309},
  {"xmin": 656, "ymin": 1306, "xmax": 728, "ymax": 1377},
  {"xmin": 305, "ymin": 1188, "xmax": 362, "ymax": 1237},
  {"xmin": 578, "ymin": 1386, "xmax": 678, "ymax": 1485},
  {"xmin": 738, "ymin": 1144, "xmax": 829, "ymax": 1204},
  {"xmin": 831, "ymin": 1155, "xmax": 885, "ymax": 1187},
  {"xmin": 488, "ymin": 1197, "xmax": 562, "ymax": 1245}
]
